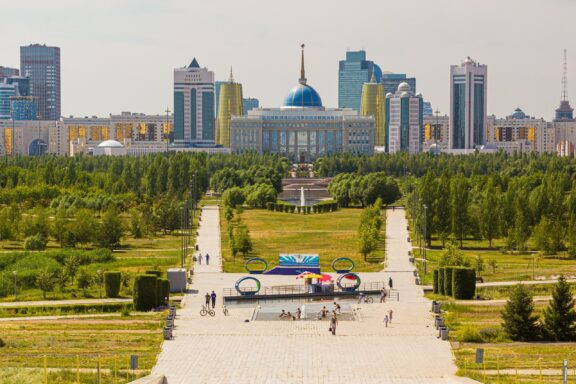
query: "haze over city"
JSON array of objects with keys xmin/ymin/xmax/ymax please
[{"xmin": 1, "ymin": 0, "xmax": 575, "ymax": 119}]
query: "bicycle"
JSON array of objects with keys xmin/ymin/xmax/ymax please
[
  {"xmin": 357, "ymin": 294, "xmax": 373, "ymax": 304},
  {"xmin": 200, "ymin": 305, "xmax": 215, "ymax": 317}
]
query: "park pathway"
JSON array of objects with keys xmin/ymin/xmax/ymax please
[{"xmin": 152, "ymin": 206, "xmax": 478, "ymax": 384}]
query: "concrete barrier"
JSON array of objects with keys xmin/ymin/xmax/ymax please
[{"xmin": 129, "ymin": 375, "xmax": 167, "ymax": 384}]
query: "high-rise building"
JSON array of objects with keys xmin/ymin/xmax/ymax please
[
  {"xmin": 232, "ymin": 45, "xmax": 374, "ymax": 161},
  {"xmin": 0, "ymin": 83, "xmax": 17, "ymax": 119},
  {"xmin": 216, "ymin": 69, "xmax": 243, "ymax": 147},
  {"xmin": 6, "ymin": 76, "xmax": 30, "ymax": 96},
  {"xmin": 0, "ymin": 67, "xmax": 19, "ymax": 79},
  {"xmin": 338, "ymin": 50, "xmax": 381, "ymax": 111},
  {"xmin": 10, "ymin": 96, "xmax": 37, "ymax": 120},
  {"xmin": 449, "ymin": 57, "xmax": 487, "ymax": 149},
  {"xmin": 554, "ymin": 50, "xmax": 574, "ymax": 122},
  {"xmin": 173, "ymin": 58, "xmax": 215, "ymax": 145},
  {"xmin": 422, "ymin": 101, "xmax": 433, "ymax": 117},
  {"xmin": 381, "ymin": 73, "xmax": 416, "ymax": 96},
  {"xmin": 215, "ymin": 80, "xmax": 224, "ymax": 118},
  {"xmin": 360, "ymin": 74, "xmax": 386, "ymax": 147},
  {"xmin": 385, "ymin": 82, "xmax": 423, "ymax": 153},
  {"xmin": 20, "ymin": 44, "xmax": 61, "ymax": 120},
  {"xmin": 243, "ymin": 98, "xmax": 259, "ymax": 115}
]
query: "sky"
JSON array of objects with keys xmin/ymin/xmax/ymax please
[{"xmin": 1, "ymin": 0, "xmax": 575, "ymax": 120}]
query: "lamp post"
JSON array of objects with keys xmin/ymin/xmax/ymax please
[
  {"xmin": 97, "ymin": 269, "xmax": 102, "ymax": 299},
  {"xmin": 12, "ymin": 271, "xmax": 17, "ymax": 301},
  {"xmin": 423, "ymin": 204, "xmax": 428, "ymax": 276}
]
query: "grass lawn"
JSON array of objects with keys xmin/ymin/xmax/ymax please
[
  {"xmin": 221, "ymin": 208, "xmax": 386, "ymax": 273},
  {"xmin": 0, "ymin": 232, "xmax": 192, "ymax": 303},
  {"xmin": 0, "ymin": 313, "xmax": 165, "ymax": 383},
  {"xmin": 405, "ymin": 219, "xmax": 576, "ymax": 285},
  {"xmin": 440, "ymin": 300, "xmax": 576, "ymax": 383}
]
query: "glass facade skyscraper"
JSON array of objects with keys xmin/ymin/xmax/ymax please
[
  {"xmin": 10, "ymin": 96, "xmax": 37, "ymax": 120},
  {"xmin": 338, "ymin": 51, "xmax": 379, "ymax": 111},
  {"xmin": 381, "ymin": 73, "xmax": 416, "ymax": 96},
  {"xmin": 173, "ymin": 58, "xmax": 215, "ymax": 145},
  {"xmin": 243, "ymin": 98, "xmax": 259, "ymax": 115},
  {"xmin": 20, "ymin": 44, "xmax": 61, "ymax": 120},
  {"xmin": 0, "ymin": 67, "xmax": 19, "ymax": 79},
  {"xmin": 0, "ymin": 83, "xmax": 17, "ymax": 119},
  {"xmin": 449, "ymin": 57, "xmax": 487, "ymax": 149}
]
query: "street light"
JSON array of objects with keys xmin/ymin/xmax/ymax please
[
  {"xmin": 97, "ymin": 269, "xmax": 102, "ymax": 299},
  {"xmin": 12, "ymin": 271, "xmax": 17, "ymax": 301},
  {"xmin": 423, "ymin": 204, "xmax": 428, "ymax": 275}
]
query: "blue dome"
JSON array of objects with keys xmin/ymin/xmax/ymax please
[{"xmin": 283, "ymin": 83, "xmax": 323, "ymax": 108}]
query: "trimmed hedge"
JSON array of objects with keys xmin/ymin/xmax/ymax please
[
  {"xmin": 437, "ymin": 267, "xmax": 445, "ymax": 295},
  {"xmin": 443, "ymin": 267, "xmax": 455, "ymax": 297},
  {"xmin": 133, "ymin": 274, "xmax": 157, "ymax": 311},
  {"xmin": 155, "ymin": 279, "xmax": 164, "ymax": 306},
  {"xmin": 433, "ymin": 270, "xmax": 439, "ymax": 294},
  {"xmin": 161, "ymin": 279, "xmax": 170, "ymax": 304},
  {"xmin": 145, "ymin": 270, "xmax": 162, "ymax": 278},
  {"xmin": 104, "ymin": 271, "xmax": 121, "ymax": 298},
  {"xmin": 452, "ymin": 267, "xmax": 476, "ymax": 299}
]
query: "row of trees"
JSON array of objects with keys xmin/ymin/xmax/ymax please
[
  {"xmin": 224, "ymin": 208, "xmax": 253, "ymax": 260},
  {"xmin": 316, "ymin": 152, "xmax": 576, "ymax": 179},
  {"xmin": 502, "ymin": 276, "xmax": 576, "ymax": 341},
  {"xmin": 411, "ymin": 171, "xmax": 576, "ymax": 254},
  {"xmin": 209, "ymin": 165, "xmax": 284, "ymax": 194},
  {"xmin": 357, "ymin": 199, "xmax": 383, "ymax": 261},
  {"xmin": 328, "ymin": 172, "xmax": 401, "ymax": 207},
  {"xmin": 222, "ymin": 184, "xmax": 278, "ymax": 209}
]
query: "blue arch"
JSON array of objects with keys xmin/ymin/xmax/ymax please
[
  {"xmin": 331, "ymin": 257, "xmax": 355, "ymax": 274},
  {"xmin": 336, "ymin": 273, "xmax": 361, "ymax": 292},
  {"xmin": 235, "ymin": 277, "xmax": 261, "ymax": 296},
  {"xmin": 244, "ymin": 258, "xmax": 268, "ymax": 274}
]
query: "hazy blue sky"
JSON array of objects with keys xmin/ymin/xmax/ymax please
[{"xmin": 2, "ymin": 0, "xmax": 574, "ymax": 120}]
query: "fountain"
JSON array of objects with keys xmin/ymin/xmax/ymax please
[{"xmin": 300, "ymin": 187, "xmax": 305, "ymax": 207}]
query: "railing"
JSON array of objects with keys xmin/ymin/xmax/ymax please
[{"xmin": 223, "ymin": 281, "xmax": 394, "ymax": 300}]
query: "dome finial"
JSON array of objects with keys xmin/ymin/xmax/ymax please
[
  {"xmin": 299, "ymin": 43, "xmax": 307, "ymax": 85},
  {"xmin": 229, "ymin": 67, "xmax": 234, "ymax": 83}
]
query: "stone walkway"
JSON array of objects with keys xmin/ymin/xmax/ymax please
[{"xmin": 152, "ymin": 206, "xmax": 478, "ymax": 384}]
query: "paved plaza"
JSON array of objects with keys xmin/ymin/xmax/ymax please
[{"xmin": 152, "ymin": 206, "xmax": 477, "ymax": 383}]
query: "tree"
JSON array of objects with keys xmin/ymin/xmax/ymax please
[
  {"xmin": 24, "ymin": 233, "xmax": 48, "ymax": 250},
  {"xmin": 450, "ymin": 174, "xmax": 469, "ymax": 247},
  {"xmin": 77, "ymin": 269, "xmax": 92, "ymax": 296},
  {"xmin": 235, "ymin": 223, "xmax": 253, "ymax": 257},
  {"xmin": 63, "ymin": 254, "xmax": 81, "ymax": 285},
  {"xmin": 488, "ymin": 259, "xmax": 497, "ymax": 274},
  {"xmin": 222, "ymin": 187, "xmax": 245, "ymax": 208},
  {"xmin": 358, "ymin": 225, "xmax": 378, "ymax": 261},
  {"xmin": 501, "ymin": 284, "xmax": 540, "ymax": 341},
  {"xmin": 130, "ymin": 209, "xmax": 144, "ymax": 238},
  {"xmin": 36, "ymin": 269, "xmax": 56, "ymax": 299},
  {"xmin": 95, "ymin": 209, "xmax": 124, "ymax": 248},
  {"xmin": 224, "ymin": 207, "xmax": 234, "ymax": 223},
  {"xmin": 479, "ymin": 178, "xmax": 500, "ymax": 248},
  {"xmin": 542, "ymin": 276, "xmax": 576, "ymax": 341}
]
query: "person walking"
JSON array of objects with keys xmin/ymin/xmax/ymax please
[
  {"xmin": 389, "ymin": 309, "xmax": 393, "ymax": 323},
  {"xmin": 210, "ymin": 290, "xmax": 216, "ymax": 309},
  {"xmin": 296, "ymin": 308, "xmax": 302, "ymax": 319},
  {"xmin": 380, "ymin": 288, "xmax": 387, "ymax": 303},
  {"xmin": 206, "ymin": 253, "xmax": 210, "ymax": 265},
  {"xmin": 388, "ymin": 277, "xmax": 393, "ymax": 290},
  {"xmin": 330, "ymin": 313, "xmax": 338, "ymax": 335},
  {"xmin": 204, "ymin": 292, "xmax": 210, "ymax": 307},
  {"xmin": 384, "ymin": 314, "xmax": 389, "ymax": 327},
  {"xmin": 198, "ymin": 253, "xmax": 203, "ymax": 265}
]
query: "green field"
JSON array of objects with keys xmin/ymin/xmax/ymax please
[
  {"xmin": 0, "ymin": 313, "xmax": 165, "ymax": 383},
  {"xmin": 221, "ymin": 208, "xmax": 386, "ymax": 273},
  {"xmin": 440, "ymin": 300, "xmax": 576, "ymax": 383},
  {"xmin": 408, "ymin": 230, "xmax": 576, "ymax": 285}
]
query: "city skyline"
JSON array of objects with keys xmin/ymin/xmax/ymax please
[{"xmin": 1, "ymin": 0, "xmax": 575, "ymax": 120}]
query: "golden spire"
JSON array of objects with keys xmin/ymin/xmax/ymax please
[
  {"xmin": 370, "ymin": 72, "xmax": 376, "ymax": 83},
  {"xmin": 229, "ymin": 67, "xmax": 234, "ymax": 83},
  {"xmin": 299, "ymin": 43, "xmax": 307, "ymax": 85}
]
